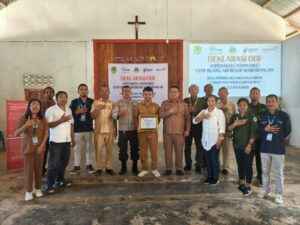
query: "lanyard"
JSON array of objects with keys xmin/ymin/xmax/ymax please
[
  {"xmin": 189, "ymin": 97, "xmax": 198, "ymax": 106},
  {"xmin": 267, "ymin": 115, "xmax": 276, "ymax": 125},
  {"xmin": 33, "ymin": 124, "xmax": 38, "ymax": 136},
  {"xmin": 78, "ymin": 98, "xmax": 87, "ymax": 109}
]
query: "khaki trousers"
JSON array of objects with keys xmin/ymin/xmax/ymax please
[
  {"xmin": 163, "ymin": 133, "xmax": 185, "ymax": 171},
  {"xmin": 138, "ymin": 132, "xmax": 158, "ymax": 171},
  {"xmin": 219, "ymin": 135, "xmax": 231, "ymax": 170},
  {"xmin": 24, "ymin": 152, "xmax": 44, "ymax": 192},
  {"xmin": 94, "ymin": 133, "xmax": 114, "ymax": 170}
]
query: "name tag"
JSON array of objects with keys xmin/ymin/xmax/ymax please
[
  {"xmin": 32, "ymin": 136, "xmax": 39, "ymax": 145},
  {"xmin": 266, "ymin": 133, "xmax": 273, "ymax": 141},
  {"xmin": 80, "ymin": 114, "xmax": 86, "ymax": 122}
]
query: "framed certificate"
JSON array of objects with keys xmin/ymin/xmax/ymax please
[{"xmin": 138, "ymin": 115, "xmax": 158, "ymax": 130}]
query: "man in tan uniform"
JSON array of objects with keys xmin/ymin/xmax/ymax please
[
  {"xmin": 159, "ymin": 86, "xmax": 190, "ymax": 176},
  {"xmin": 217, "ymin": 87, "xmax": 236, "ymax": 175},
  {"xmin": 136, "ymin": 86, "xmax": 160, "ymax": 177},
  {"xmin": 91, "ymin": 86, "xmax": 117, "ymax": 176}
]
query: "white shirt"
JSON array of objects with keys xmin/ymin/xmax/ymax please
[
  {"xmin": 45, "ymin": 104, "xmax": 74, "ymax": 143},
  {"xmin": 193, "ymin": 107, "xmax": 225, "ymax": 151}
]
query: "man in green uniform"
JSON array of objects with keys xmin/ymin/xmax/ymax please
[{"xmin": 248, "ymin": 87, "xmax": 266, "ymax": 186}]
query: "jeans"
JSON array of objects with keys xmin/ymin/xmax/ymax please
[
  {"xmin": 234, "ymin": 148, "xmax": 254, "ymax": 184},
  {"xmin": 261, "ymin": 153, "xmax": 285, "ymax": 195},
  {"xmin": 47, "ymin": 142, "xmax": 71, "ymax": 187},
  {"xmin": 204, "ymin": 145, "xmax": 220, "ymax": 179}
]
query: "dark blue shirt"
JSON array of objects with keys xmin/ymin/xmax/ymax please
[
  {"xmin": 259, "ymin": 110, "xmax": 291, "ymax": 155},
  {"xmin": 70, "ymin": 97, "xmax": 94, "ymax": 133}
]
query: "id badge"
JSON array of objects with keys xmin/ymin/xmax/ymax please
[
  {"xmin": 266, "ymin": 133, "xmax": 273, "ymax": 141},
  {"xmin": 32, "ymin": 136, "xmax": 39, "ymax": 145},
  {"xmin": 80, "ymin": 114, "xmax": 86, "ymax": 122}
]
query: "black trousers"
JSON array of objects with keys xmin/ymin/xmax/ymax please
[
  {"xmin": 118, "ymin": 130, "xmax": 139, "ymax": 162},
  {"xmin": 184, "ymin": 124, "xmax": 205, "ymax": 168},
  {"xmin": 253, "ymin": 139, "xmax": 262, "ymax": 179},
  {"xmin": 47, "ymin": 142, "xmax": 71, "ymax": 187},
  {"xmin": 234, "ymin": 148, "xmax": 254, "ymax": 184}
]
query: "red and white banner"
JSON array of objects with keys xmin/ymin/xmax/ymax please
[
  {"xmin": 108, "ymin": 63, "xmax": 168, "ymax": 104},
  {"xmin": 6, "ymin": 100, "xmax": 28, "ymax": 170}
]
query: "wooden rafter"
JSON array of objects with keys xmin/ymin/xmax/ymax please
[
  {"xmin": 283, "ymin": 6, "xmax": 300, "ymax": 19},
  {"xmin": 287, "ymin": 21, "xmax": 300, "ymax": 32},
  {"xmin": 262, "ymin": 0, "xmax": 273, "ymax": 9},
  {"xmin": 0, "ymin": 0, "xmax": 6, "ymax": 7},
  {"xmin": 286, "ymin": 30, "xmax": 299, "ymax": 39}
]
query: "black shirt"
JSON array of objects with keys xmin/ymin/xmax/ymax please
[{"xmin": 70, "ymin": 97, "xmax": 94, "ymax": 133}]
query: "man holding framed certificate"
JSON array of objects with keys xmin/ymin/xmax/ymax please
[{"xmin": 136, "ymin": 87, "xmax": 160, "ymax": 177}]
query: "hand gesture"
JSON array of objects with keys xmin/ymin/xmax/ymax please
[
  {"xmin": 60, "ymin": 114, "xmax": 72, "ymax": 123},
  {"xmin": 183, "ymin": 130, "xmax": 189, "ymax": 137},
  {"xmin": 169, "ymin": 107, "xmax": 178, "ymax": 114},
  {"xmin": 216, "ymin": 138, "xmax": 222, "ymax": 149},
  {"xmin": 75, "ymin": 106, "xmax": 87, "ymax": 115},
  {"xmin": 233, "ymin": 119, "xmax": 247, "ymax": 127},
  {"xmin": 265, "ymin": 124, "xmax": 280, "ymax": 134},
  {"xmin": 25, "ymin": 117, "xmax": 35, "ymax": 127},
  {"xmin": 96, "ymin": 104, "xmax": 106, "ymax": 111},
  {"xmin": 189, "ymin": 105, "xmax": 195, "ymax": 113},
  {"xmin": 244, "ymin": 144, "xmax": 252, "ymax": 155},
  {"xmin": 36, "ymin": 144, "xmax": 45, "ymax": 154}
]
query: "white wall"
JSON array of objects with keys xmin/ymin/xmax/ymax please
[
  {"xmin": 0, "ymin": 0, "xmax": 285, "ymax": 41},
  {"xmin": 282, "ymin": 36, "xmax": 300, "ymax": 148}
]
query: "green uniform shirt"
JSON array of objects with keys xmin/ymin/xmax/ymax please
[
  {"xmin": 228, "ymin": 112, "xmax": 258, "ymax": 150},
  {"xmin": 249, "ymin": 102, "xmax": 266, "ymax": 119},
  {"xmin": 183, "ymin": 97, "xmax": 206, "ymax": 122}
]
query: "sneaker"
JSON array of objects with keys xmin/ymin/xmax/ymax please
[
  {"xmin": 163, "ymin": 170, "xmax": 172, "ymax": 176},
  {"xmin": 138, "ymin": 170, "xmax": 149, "ymax": 177},
  {"xmin": 86, "ymin": 165, "xmax": 95, "ymax": 174},
  {"xmin": 210, "ymin": 178, "xmax": 219, "ymax": 186},
  {"xmin": 33, "ymin": 189, "xmax": 43, "ymax": 198},
  {"xmin": 243, "ymin": 186, "xmax": 252, "ymax": 196},
  {"xmin": 222, "ymin": 169, "xmax": 229, "ymax": 175},
  {"xmin": 176, "ymin": 170, "xmax": 184, "ymax": 176},
  {"xmin": 94, "ymin": 169, "xmax": 102, "ymax": 176},
  {"xmin": 238, "ymin": 184, "xmax": 246, "ymax": 193},
  {"xmin": 46, "ymin": 186, "xmax": 55, "ymax": 194},
  {"xmin": 184, "ymin": 165, "xmax": 191, "ymax": 171},
  {"xmin": 70, "ymin": 166, "xmax": 80, "ymax": 175},
  {"xmin": 151, "ymin": 170, "xmax": 161, "ymax": 178},
  {"xmin": 25, "ymin": 192, "xmax": 33, "ymax": 201},
  {"xmin": 274, "ymin": 194, "xmax": 283, "ymax": 204},
  {"xmin": 105, "ymin": 169, "xmax": 116, "ymax": 176},
  {"xmin": 204, "ymin": 177, "xmax": 211, "ymax": 185},
  {"xmin": 55, "ymin": 180, "xmax": 71, "ymax": 187},
  {"xmin": 257, "ymin": 189, "xmax": 270, "ymax": 198}
]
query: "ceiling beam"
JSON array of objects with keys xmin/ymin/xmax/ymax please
[
  {"xmin": 283, "ymin": 6, "xmax": 300, "ymax": 19},
  {"xmin": 286, "ymin": 30, "xmax": 299, "ymax": 39},
  {"xmin": 287, "ymin": 22, "xmax": 300, "ymax": 32},
  {"xmin": 262, "ymin": 0, "xmax": 273, "ymax": 9},
  {"xmin": 0, "ymin": 0, "xmax": 6, "ymax": 7}
]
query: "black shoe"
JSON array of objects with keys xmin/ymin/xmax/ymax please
[
  {"xmin": 132, "ymin": 162, "xmax": 139, "ymax": 175},
  {"xmin": 119, "ymin": 162, "xmax": 127, "ymax": 175},
  {"xmin": 204, "ymin": 177, "xmax": 211, "ymax": 185},
  {"xmin": 163, "ymin": 170, "xmax": 172, "ymax": 176},
  {"xmin": 176, "ymin": 170, "xmax": 184, "ymax": 176},
  {"xmin": 86, "ymin": 165, "xmax": 95, "ymax": 174},
  {"xmin": 184, "ymin": 165, "xmax": 191, "ymax": 171},
  {"xmin": 55, "ymin": 180, "xmax": 71, "ymax": 187},
  {"xmin": 222, "ymin": 169, "xmax": 229, "ymax": 175},
  {"xmin": 70, "ymin": 166, "xmax": 80, "ymax": 175},
  {"xmin": 195, "ymin": 166, "xmax": 201, "ymax": 174},
  {"xmin": 210, "ymin": 178, "xmax": 219, "ymax": 186},
  {"xmin": 238, "ymin": 184, "xmax": 246, "ymax": 193},
  {"xmin": 46, "ymin": 186, "xmax": 55, "ymax": 194},
  {"xmin": 94, "ymin": 169, "xmax": 102, "ymax": 176},
  {"xmin": 243, "ymin": 186, "xmax": 252, "ymax": 196},
  {"xmin": 106, "ymin": 169, "xmax": 116, "ymax": 176}
]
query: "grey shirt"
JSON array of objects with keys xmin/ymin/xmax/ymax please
[{"xmin": 112, "ymin": 99, "xmax": 137, "ymax": 131}]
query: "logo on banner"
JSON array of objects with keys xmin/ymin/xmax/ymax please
[
  {"xmin": 143, "ymin": 68, "xmax": 153, "ymax": 73},
  {"xmin": 193, "ymin": 45, "xmax": 202, "ymax": 55},
  {"xmin": 229, "ymin": 46, "xmax": 237, "ymax": 54},
  {"xmin": 121, "ymin": 67, "xmax": 130, "ymax": 73},
  {"xmin": 134, "ymin": 67, "xmax": 139, "ymax": 73},
  {"xmin": 111, "ymin": 66, "xmax": 117, "ymax": 74}
]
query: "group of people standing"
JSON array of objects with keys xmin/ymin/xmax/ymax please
[{"xmin": 15, "ymin": 83, "xmax": 291, "ymax": 205}]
